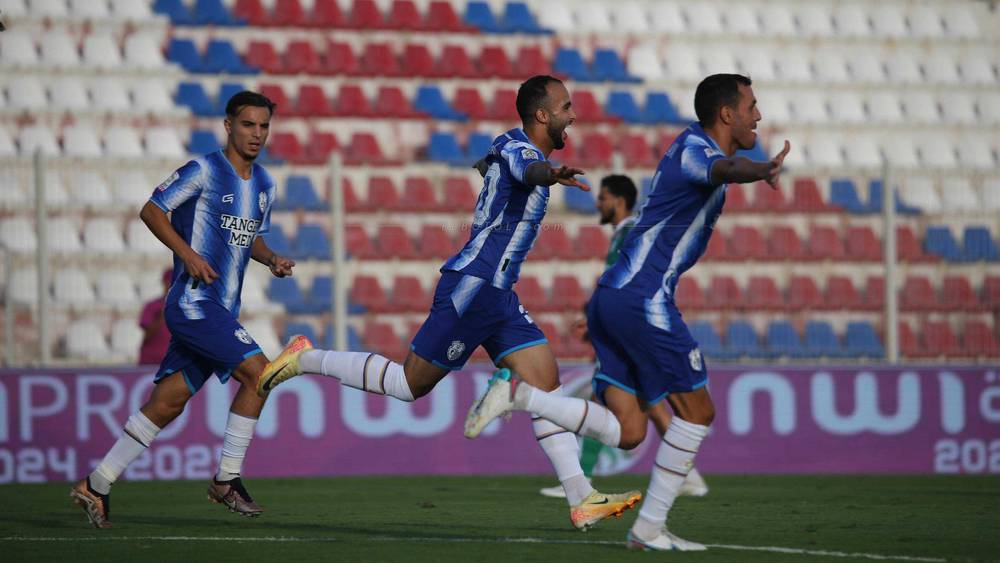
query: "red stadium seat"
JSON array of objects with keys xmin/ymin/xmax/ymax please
[
  {"xmin": 346, "ymin": 224, "xmax": 377, "ymax": 258},
  {"xmin": 377, "ymin": 225, "xmax": 417, "ymax": 259},
  {"xmin": 823, "ymin": 276, "xmax": 860, "ymax": 310},
  {"xmin": 333, "ymin": 85, "xmax": 373, "ymax": 117},
  {"xmin": 707, "ymin": 275, "xmax": 743, "ymax": 310},
  {"xmin": 746, "ymin": 276, "xmax": 785, "ymax": 311},
  {"xmin": 846, "ymin": 225, "xmax": 882, "ymax": 262},
  {"xmin": 322, "ymin": 42, "xmax": 361, "ymax": 75},
  {"xmin": 303, "ymin": 130, "xmax": 339, "ymax": 164},
  {"xmin": 284, "ymin": 40, "xmax": 324, "ymax": 75},
  {"xmin": 360, "ymin": 42, "xmax": 401, "ymax": 77},
  {"xmin": 295, "ymin": 83, "xmax": 333, "ymax": 117},
  {"xmin": 578, "ymin": 132, "xmax": 614, "ymax": 168},
  {"xmin": 246, "ymin": 41, "xmax": 282, "ymax": 73},
  {"xmin": 572, "ymin": 90, "xmax": 612, "ymax": 122},
  {"xmin": 767, "ymin": 225, "xmax": 807, "ymax": 261},
  {"xmin": 478, "ymin": 46, "xmax": 516, "ymax": 79},
  {"xmin": 789, "ymin": 178, "xmax": 829, "ymax": 212},
  {"xmin": 675, "ymin": 277, "xmax": 705, "ymax": 310},
  {"xmin": 860, "ymin": 276, "xmax": 884, "ymax": 311},
  {"xmin": 309, "ymin": 0, "xmax": 344, "ymax": 27},
  {"xmin": 922, "ymin": 321, "xmax": 961, "ymax": 358},
  {"xmin": 346, "ymin": 0, "xmax": 385, "ymax": 29},
  {"xmin": 724, "ymin": 184, "xmax": 750, "ymax": 213},
  {"xmin": 730, "ymin": 225, "xmax": 768, "ymax": 260},
  {"xmin": 898, "ymin": 321, "xmax": 921, "ymax": 357},
  {"xmin": 749, "ymin": 181, "xmax": 788, "ymax": 213},
  {"xmin": 366, "ymin": 176, "xmax": 400, "ymax": 210},
  {"xmin": 384, "ymin": 0, "xmax": 421, "ymax": 30},
  {"xmin": 416, "ymin": 225, "xmax": 455, "ymax": 259},
  {"xmin": 399, "ymin": 177, "xmax": 439, "ymax": 212},
  {"xmin": 806, "ymin": 225, "xmax": 846, "ymax": 261},
  {"xmin": 574, "ymin": 225, "xmax": 609, "ymax": 259},
  {"xmin": 941, "ymin": 276, "xmax": 979, "ymax": 311},
  {"xmin": 388, "ymin": 275, "xmax": 429, "ymax": 312},
  {"xmin": 961, "ymin": 321, "xmax": 999, "ymax": 357},
  {"xmin": 516, "ymin": 276, "xmax": 549, "ymax": 312},
  {"xmin": 234, "ymin": 0, "xmax": 270, "ymax": 26},
  {"xmin": 787, "ymin": 275, "xmax": 823, "ymax": 310},
  {"xmin": 897, "ymin": 225, "xmax": 934, "ymax": 262},
  {"xmin": 442, "ymin": 177, "xmax": 478, "ymax": 212},
  {"xmin": 900, "ymin": 276, "xmax": 937, "ymax": 312},
  {"xmin": 702, "ymin": 229, "xmax": 733, "ymax": 261},
  {"xmin": 422, "ymin": 0, "xmax": 470, "ymax": 31},
  {"xmin": 486, "ymin": 88, "xmax": 518, "ymax": 121},
  {"xmin": 373, "ymin": 86, "xmax": 422, "ymax": 118},
  {"xmin": 267, "ymin": 131, "xmax": 305, "ymax": 163},
  {"xmin": 551, "ymin": 137, "xmax": 577, "ymax": 165},
  {"xmin": 434, "ymin": 45, "xmax": 478, "ymax": 79},
  {"xmin": 551, "ymin": 275, "xmax": 587, "ymax": 312},
  {"xmin": 258, "ymin": 83, "xmax": 291, "ymax": 111},
  {"xmin": 351, "ymin": 275, "xmax": 388, "ymax": 312},
  {"xmin": 336, "ymin": 177, "xmax": 362, "ymax": 213},
  {"xmin": 272, "ymin": 0, "xmax": 308, "ymax": 26},
  {"xmin": 453, "ymin": 87, "xmax": 489, "ymax": 120},
  {"xmin": 655, "ymin": 133, "xmax": 678, "ymax": 154},
  {"xmin": 533, "ymin": 228, "xmax": 575, "ymax": 260},
  {"xmin": 362, "ymin": 320, "xmax": 403, "ymax": 360},
  {"xmin": 620, "ymin": 133, "xmax": 657, "ymax": 168},
  {"xmin": 513, "ymin": 45, "xmax": 552, "ymax": 77},
  {"xmin": 534, "ymin": 321, "xmax": 564, "ymax": 355},
  {"xmin": 346, "ymin": 133, "xmax": 392, "ymax": 166},
  {"xmin": 400, "ymin": 44, "xmax": 436, "ymax": 77},
  {"xmin": 983, "ymin": 276, "xmax": 1000, "ymax": 310}
]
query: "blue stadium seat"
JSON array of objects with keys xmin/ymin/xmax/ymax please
[
  {"xmin": 153, "ymin": 0, "xmax": 194, "ymax": 24},
  {"xmin": 829, "ymin": 179, "xmax": 870, "ymax": 213},
  {"xmin": 175, "ymin": 82, "xmax": 215, "ymax": 116},
  {"xmin": 465, "ymin": 132, "xmax": 494, "ymax": 164},
  {"xmin": 293, "ymin": 224, "xmax": 331, "ymax": 260},
  {"xmin": 689, "ymin": 321, "xmax": 727, "ymax": 360},
  {"xmin": 553, "ymin": 47, "xmax": 593, "ymax": 81},
  {"xmin": 844, "ymin": 321, "xmax": 884, "ymax": 358},
  {"xmin": 216, "ymin": 82, "xmax": 246, "ymax": 115},
  {"xmin": 804, "ymin": 321, "xmax": 843, "ymax": 358},
  {"xmin": 284, "ymin": 322, "xmax": 319, "ymax": 345},
  {"xmin": 167, "ymin": 38, "xmax": 204, "ymax": 73},
  {"xmin": 188, "ymin": 129, "xmax": 219, "ymax": 155},
  {"xmin": 268, "ymin": 277, "xmax": 307, "ymax": 314},
  {"xmin": 924, "ymin": 226, "xmax": 961, "ymax": 261},
  {"xmin": 501, "ymin": 2, "xmax": 548, "ymax": 34},
  {"xmin": 765, "ymin": 321, "xmax": 801, "ymax": 359},
  {"xmin": 961, "ymin": 226, "xmax": 1000, "ymax": 262},
  {"xmin": 426, "ymin": 132, "xmax": 467, "ymax": 166},
  {"xmin": 322, "ymin": 325, "xmax": 364, "ymax": 351},
  {"xmin": 413, "ymin": 86, "xmax": 466, "ymax": 121},
  {"xmin": 279, "ymin": 176, "xmax": 325, "ymax": 212},
  {"xmin": 464, "ymin": 1, "xmax": 502, "ymax": 33},
  {"xmin": 192, "ymin": 0, "xmax": 245, "ymax": 25},
  {"xmin": 727, "ymin": 321, "xmax": 763, "ymax": 358},
  {"xmin": 605, "ymin": 91, "xmax": 642, "ymax": 123},
  {"xmin": 592, "ymin": 49, "xmax": 640, "ymax": 83},
  {"xmin": 641, "ymin": 92, "xmax": 684, "ymax": 124},
  {"xmin": 564, "ymin": 182, "xmax": 596, "ymax": 214},
  {"xmin": 202, "ymin": 39, "xmax": 257, "ymax": 75},
  {"xmin": 306, "ymin": 276, "xmax": 365, "ymax": 314},
  {"xmin": 867, "ymin": 180, "xmax": 921, "ymax": 215},
  {"xmin": 262, "ymin": 224, "xmax": 292, "ymax": 257}
]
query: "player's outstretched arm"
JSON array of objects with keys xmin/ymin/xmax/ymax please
[
  {"xmin": 139, "ymin": 201, "xmax": 219, "ymax": 285},
  {"xmin": 709, "ymin": 140, "xmax": 791, "ymax": 188},
  {"xmin": 523, "ymin": 161, "xmax": 589, "ymax": 190},
  {"xmin": 251, "ymin": 237, "xmax": 295, "ymax": 278}
]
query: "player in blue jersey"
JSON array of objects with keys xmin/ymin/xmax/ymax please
[
  {"xmin": 71, "ymin": 91, "xmax": 295, "ymax": 528},
  {"xmin": 258, "ymin": 75, "xmax": 642, "ymax": 530},
  {"xmin": 464, "ymin": 74, "xmax": 791, "ymax": 551}
]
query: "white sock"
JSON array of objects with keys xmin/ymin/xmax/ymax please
[
  {"xmin": 216, "ymin": 412, "xmax": 257, "ymax": 481},
  {"xmin": 513, "ymin": 382, "xmax": 621, "ymax": 448},
  {"xmin": 301, "ymin": 349, "xmax": 414, "ymax": 401},
  {"xmin": 632, "ymin": 417, "xmax": 710, "ymax": 540},
  {"xmin": 532, "ymin": 392, "xmax": 594, "ymax": 506},
  {"xmin": 90, "ymin": 411, "xmax": 161, "ymax": 494}
]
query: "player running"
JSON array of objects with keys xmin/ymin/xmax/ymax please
[
  {"xmin": 70, "ymin": 91, "xmax": 294, "ymax": 528},
  {"xmin": 259, "ymin": 75, "xmax": 642, "ymax": 531},
  {"xmin": 465, "ymin": 74, "xmax": 790, "ymax": 551}
]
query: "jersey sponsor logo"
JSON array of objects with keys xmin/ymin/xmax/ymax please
[
  {"xmin": 259, "ymin": 192, "xmax": 267, "ymax": 213},
  {"xmin": 156, "ymin": 171, "xmax": 179, "ymax": 192},
  {"xmin": 222, "ymin": 194, "xmax": 234, "ymax": 203},
  {"xmin": 447, "ymin": 340, "xmax": 466, "ymax": 362},
  {"xmin": 234, "ymin": 328, "xmax": 252, "ymax": 344},
  {"xmin": 521, "ymin": 148, "xmax": 539, "ymax": 161},
  {"xmin": 689, "ymin": 348, "xmax": 703, "ymax": 372},
  {"xmin": 220, "ymin": 214, "xmax": 261, "ymax": 248}
]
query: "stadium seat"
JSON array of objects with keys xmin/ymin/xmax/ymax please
[
  {"xmin": 702, "ymin": 229, "xmax": 733, "ymax": 261},
  {"xmin": 860, "ymin": 276, "xmax": 885, "ymax": 312},
  {"xmin": 266, "ymin": 132, "xmax": 304, "ymax": 163},
  {"xmin": 690, "ymin": 321, "xmax": 727, "ymax": 359},
  {"xmin": 961, "ymin": 321, "xmax": 999, "ymax": 358},
  {"xmin": 844, "ymin": 321, "xmax": 884, "ymax": 358},
  {"xmin": 829, "ymin": 179, "xmax": 869, "ymax": 213},
  {"xmin": 284, "ymin": 322, "xmax": 320, "ymax": 345},
  {"xmin": 549, "ymin": 276, "xmax": 586, "ymax": 312},
  {"xmin": 574, "ymin": 225, "xmax": 609, "ymax": 259},
  {"xmin": 896, "ymin": 226, "xmax": 935, "ymax": 263},
  {"xmin": 729, "ymin": 225, "xmax": 768, "ymax": 260},
  {"xmin": 284, "ymin": 40, "xmax": 323, "ymax": 75},
  {"xmin": 96, "ymin": 270, "xmax": 139, "ymax": 311},
  {"xmin": 789, "ymin": 178, "xmax": 829, "ymax": 212},
  {"xmin": 746, "ymin": 276, "xmax": 785, "ymax": 311},
  {"xmin": 605, "ymin": 91, "xmax": 643, "ymax": 124},
  {"xmin": 900, "ymin": 276, "xmax": 938, "ymax": 311},
  {"xmin": 345, "ymin": 0, "xmax": 384, "ymax": 29},
  {"xmin": 193, "ymin": 0, "xmax": 243, "ymax": 25},
  {"xmin": 465, "ymin": 132, "xmax": 494, "ymax": 164},
  {"xmin": 7, "ymin": 76, "xmax": 47, "ymax": 112},
  {"xmin": 572, "ymin": 90, "xmax": 612, "ymax": 122},
  {"xmin": 414, "ymin": 85, "xmax": 466, "ymax": 121},
  {"xmin": 765, "ymin": 321, "xmax": 801, "ymax": 359},
  {"xmin": 307, "ymin": 0, "xmax": 343, "ymax": 27},
  {"xmin": 123, "ymin": 33, "xmax": 166, "ymax": 71},
  {"xmin": 204, "ymin": 39, "xmax": 256, "ymax": 74},
  {"xmin": 614, "ymin": 1, "xmax": 650, "ymax": 33},
  {"xmin": 426, "ymin": 132, "xmax": 466, "ymax": 167},
  {"xmin": 787, "ymin": 276, "xmax": 822, "ymax": 310},
  {"xmin": 71, "ymin": 172, "xmax": 112, "ymax": 209},
  {"xmin": 464, "ymin": 1, "xmax": 501, "ymax": 33},
  {"xmin": 727, "ymin": 321, "xmax": 763, "ymax": 358},
  {"xmin": 0, "ymin": 30, "xmax": 38, "ymax": 68},
  {"xmin": 377, "ymin": 225, "xmax": 417, "ymax": 259},
  {"xmin": 674, "ymin": 277, "xmax": 705, "ymax": 310},
  {"xmin": 54, "ymin": 268, "xmax": 95, "ymax": 309},
  {"xmin": 301, "ymin": 130, "xmax": 338, "ymax": 164},
  {"xmin": 423, "ymin": 0, "xmax": 470, "ymax": 31},
  {"xmin": 384, "ymin": 0, "xmax": 421, "ymax": 30},
  {"xmin": 846, "ymin": 226, "xmax": 882, "ymax": 262},
  {"xmin": 867, "ymin": 180, "xmax": 921, "ymax": 215},
  {"xmin": 452, "ymin": 87, "xmax": 489, "ymax": 120},
  {"xmin": 345, "ymin": 133, "xmax": 391, "ymax": 166},
  {"xmin": 295, "ymin": 84, "xmax": 334, "ymax": 117},
  {"xmin": 514, "ymin": 276, "xmax": 548, "ymax": 312},
  {"xmin": 592, "ymin": 49, "xmax": 640, "ymax": 83},
  {"xmin": 768, "ymin": 226, "xmax": 807, "ymax": 261},
  {"xmin": 806, "ymin": 225, "xmax": 847, "ymax": 260},
  {"xmin": 921, "ymin": 321, "xmax": 961, "ymax": 358},
  {"xmin": 563, "ymin": 184, "xmax": 596, "ymax": 215},
  {"xmin": 167, "ymin": 38, "xmax": 204, "ymax": 72},
  {"xmin": 628, "ymin": 46, "xmax": 665, "ymax": 82},
  {"xmin": 40, "ymin": 30, "xmax": 81, "ymax": 69},
  {"xmin": 154, "ymin": 0, "xmax": 194, "ymax": 24},
  {"xmin": 708, "ymin": 276, "xmax": 743, "ymax": 310},
  {"xmin": 803, "ymin": 321, "xmax": 842, "ymax": 358},
  {"xmin": 233, "ymin": 0, "xmax": 270, "ymax": 25},
  {"xmin": 486, "ymin": 88, "xmax": 519, "ymax": 121},
  {"xmin": 332, "ymin": 85, "xmax": 373, "ymax": 117},
  {"xmin": 435, "ymin": 45, "xmax": 478, "ymax": 78},
  {"xmin": 82, "ymin": 33, "xmax": 122, "ymax": 71},
  {"xmin": 280, "ymin": 176, "xmax": 325, "ymax": 211},
  {"xmin": 262, "ymin": 224, "xmax": 292, "ymax": 257},
  {"xmin": 360, "ymin": 42, "xmax": 402, "ymax": 76},
  {"xmin": 323, "ymin": 41, "xmax": 361, "ymax": 75},
  {"xmin": 900, "ymin": 177, "xmax": 940, "ymax": 212},
  {"xmin": 442, "ymin": 176, "xmax": 478, "ymax": 212},
  {"xmin": 577, "ymin": 132, "xmax": 614, "ymax": 168},
  {"xmin": 748, "ymin": 181, "xmax": 788, "ymax": 213},
  {"xmin": 399, "ymin": 177, "xmax": 440, "ymax": 212},
  {"xmin": 502, "ymin": 2, "xmax": 547, "ymax": 34},
  {"xmin": 939, "ymin": 178, "xmax": 979, "ymax": 213},
  {"xmin": 346, "ymin": 224, "xmax": 377, "ymax": 259},
  {"xmin": 532, "ymin": 228, "xmax": 575, "ymax": 260},
  {"xmin": 363, "ymin": 176, "xmax": 398, "ymax": 211},
  {"xmin": 924, "ymin": 226, "xmax": 961, "ymax": 262},
  {"xmin": 553, "ymin": 47, "xmax": 594, "ymax": 82},
  {"xmin": 961, "ymin": 226, "xmax": 1000, "ymax": 262},
  {"xmin": 65, "ymin": 321, "xmax": 111, "ymax": 362},
  {"xmin": 63, "ymin": 126, "xmax": 103, "ymax": 158},
  {"xmin": 416, "ymin": 225, "xmax": 456, "ymax": 259},
  {"xmin": 941, "ymin": 276, "xmax": 980, "ymax": 311},
  {"xmin": 293, "ymin": 224, "xmax": 332, "ymax": 261},
  {"xmin": 387, "ymin": 275, "xmax": 429, "ymax": 312},
  {"xmin": 823, "ymin": 276, "xmax": 860, "ymax": 310},
  {"xmin": 0, "ymin": 217, "xmax": 36, "ymax": 253},
  {"xmin": 478, "ymin": 45, "xmax": 516, "ymax": 79},
  {"xmin": 268, "ymin": 276, "xmax": 308, "ymax": 314},
  {"xmin": 351, "ymin": 275, "xmax": 388, "ymax": 312},
  {"xmin": 400, "ymin": 44, "xmax": 436, "ymax": 77}
]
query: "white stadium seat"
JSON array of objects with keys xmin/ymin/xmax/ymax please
[
  {"xmin": 39, "ymin": 30, "xmax": 80, "ymax": 69},
  {"xmin": 795, "ymin": 3, "xmax": 835, "ymax": 36},
  {"xmin": 1, "ymin": 0, "xmax": 28, "ymax": 18},
  {"xmin": 789, "ymin": 91, "xmax": 828, "ymax": 123},
  {"xmin": 105, "ymin": 126, "xmax": 144, "ymax": 158},
  {"xmin": 63, "ymin": 125, "xmax": 104, "ymax": 158},
  {"xmin": 95, "ymin": 271, "xmax": 139, "ymax": 310},
  {"xmin": 649, "ymin": 2, "xmax": 685, "ymax": 34},
  {"xmin": 110, "ymin": 0, "xmax": 154, "ymax": 22},
  {"xmin": 847, "ymin": 49, "xmax": 887, "ymax": 83},
  {"xmin": 805, "ymin": 135, "xmax": 844, "ymax": 168},
  {"xmin": 939, "ymin": 92, "xmax": 977, "ymax": 125},
  {"xmin": 91, "ymin": 78, "xmax": 132, "ymax": 113},
  {"xmin": 242, "ymin": 318, "xmax": 282, "ymax": 359},
  {"xmin": 84, "ymin": 218, "xmax": 126, "ymax": 254},
  {"xmin": 613, "ymin": 2, "xmax": 649, "ymax": 34},
  {"xmin": 980, "ymin": 179, "xmax": 1000, "ymax": 211},
  {"xmin": 923, "ymin": 52, "xmax": 961, "ymax": 84},
  {"xmin": 833, "ymin": 3, "xmax": 871, "ymax": 37},
  {"xmin": 885, "ymin": 51, "xmax": 923, "ymax": 84},
  {"xmin": 132, "ymin": 79, "xmax": 178, "ymax": 113},
  {"xmin": 127, "ymin": 219, "xmax": 165, "ymax": 255},
  {"xmin": 813, "ymin": 50, "xmax": 850, "ymax": 83},
  {"xmin": 626, "ymin": 45, "xmax": 664, "ymax": 82},
  {"xmin": 775, "ymin": 50, "xmax": 813, "ymax": 82},
  {"xmin": 124, "ymin": 33, "xmax": 167, "ymax": 70},
  {"xmin": 575, "ymin": 1, "xmax": 613, "ymax": 33},
  {"xmin": 900, "ymin": 177, "xmax": 940, "ymax": 212},
  {"xmin": 757, "ymin": 3, "xmax": 797, "ymax": 37},
  {"xmin": 49, "ymin": 77, "xmax": 90, "ymax": 112},
  {"xmin": 757, "ymin": 90, "xmax": 791, "ymax": 123},
  {"xmin": 241, "ymin": 271, "xmax": 282, "ymax": 314},
  {"xmin": 134, "ymin": 269, "xmax": 166, "ymax": 301},
  {"xmin": 113, "ymin": 169, "xmax": 153, "ymax": 209},
  {"xmin": 781, "ymin": 134, "xmax": 808, "ymax": 169},
  {"xmin": 0, "ymin": 30, "xmax": 39, "ymax": 67},
  {"xmin": 71, "ymin": 170, "xmax": 114, "ymax": 209},
  {"xmin": 699, "ymin": 45, "xmax": 739, "ymax": 75},
  {"xmin": 907, "ymin": 5, "xmax": 944, "ymax": 38},
  {"xmin": 18, "ymin": 124, "xmax": 61, "ymax": 156},
  {"xmin": 942, "ymin": 6, "xmax": 979, "ymax": 38},
  {"xmin": 70, "ymin": 0, "xmax": 110, "ymax": 20},
  {"xmin": 53, "ymin": 269, "xmax": 96, "ymax": 309},
  {"xmin": 723, "ymin": 4, "xmax": 760, "ymax": 35},
  {"xmin": 870, "ymin": 5, "xmax": 908, "ymax": 38},
  {"xmin": 978, "ymin": 92, "xmax": 1000, "ymax": 125},
  {"xmin": 82, "ymin": 33, "xmax": 122, "ymax": 70},
  {"xmin": 145, "ymin": 127, "xmax": 185, "ymax": 159},
  {"xmin": 65, "ymin": 320, "xmax": 111, "ymax": 362},
  {"xmin": 737, "ymin": 48, "xmax": 776, "ymax": 82},
  {"xmin": 0, "ymin": 216, "xmax": 36, "ymax": 253},
  {"xmin": 110, "ymin": 318, "xmax": 142, "ymax": 362},
  {"xmin": 10, "ymin": 268, "xmax": 39, "ymax": 305},
  {"xmin": 828, "ymin": 91, "xmax": 866, "ymax": 123},
  {"xmin": 0, "ymin": 172, "xmax": 28, "ymax": 210},
  {"xmin": 683, "ymin": 3, "xmax": 723, "ymax": 35},
  {"xmin": 842, "ymin": 133, "xmax": 883, "ymax": 169},
  {"xmin": 0, "ymin": 126, "xmax": 15, "ymax": 157},
  {"xmin": 6, "ymin": 75, "xmax": 47, "ymax": 111},
  {"xmin": 534, "ymin": 0, "xmax": 574, "ymax": 32},
  {"xmin": 47, "ymin": 217, "xmax": 83, "ymax": 253},
  {"xmin": 881, "ymin": 135, "xmax": 920, "ymax": 168},
  {"xmin": 957, "ymin": 133, "xmax": 997, "ymax": 171},
  {"xmin": 866, "ymin": 91, "xmax": 903, "ymax": 123},
  {"xmin": 939, "ymin": 178, "xmax": 980, "ymax": 212},
  {"xmin": 662, "ymin": 45, "xmax": 702, "ymax": 82},
  {"xmin": 31, "ymin": 0, "xmax": 70, "ymax": 19},
  {"xmin": 902, "ymin": 91, "xmax": 940, "ymax": 123},
  {"xmin": 958, "ymin": 51, "xmax": 996, "ymax": 85},
  {"xmin": 917, "ymin": 137, "xmax": 958, "ymax": 169}
]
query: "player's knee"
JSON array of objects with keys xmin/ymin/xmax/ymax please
[
  {"xmin": 407, "ymin": 379, "xmax": 433, "ymax": 400},
  {"xmin": 618, "ymin": 425, "xmax": 647, "ymax": 450}
]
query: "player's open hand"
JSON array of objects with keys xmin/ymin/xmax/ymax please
[
  {"xmin": 183, "ymin": 252, "xmax": 219, "ymax": 287},
  {"xmin": 552, "ymin": 165, "xmax": 588, "ymax": 190},
  {"xmin": 268, "ymin": 254, "xmax": 295, "ymax": 278},
  {"xmin": 765, "ymin": 140, "xmax": 791, "ymax": 188}
]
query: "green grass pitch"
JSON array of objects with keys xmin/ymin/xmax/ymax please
[{"xmin": 2, "ymin": 475, "xmax": 998, "ymax": 562}]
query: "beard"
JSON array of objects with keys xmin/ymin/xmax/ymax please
[
  {"xmin": 599, "ymin": 208, "xmax": 614, "ymax": 224},
  {"xmin": 548, "ymin": 125, "xmax": 565, "ymax": 150}
]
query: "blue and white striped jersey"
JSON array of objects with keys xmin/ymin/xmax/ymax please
[
  {"xmin": 441, "ymin": 128, "xmax": 550, "ymax": 290},
  {"xmin": 599, "ymin": 123, "xmax": 727, "ymax": 327},
  {"xmin": 149, "ymin": 150, "xmax": 275, "ymax": 319}
]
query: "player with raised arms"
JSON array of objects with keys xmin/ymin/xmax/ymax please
[
  {"xmin": 70, "ymin": 91, "xmax": 295, "ymax": 528},
  {"xmin": 464, "ymin": 74, "xmax": 791, "ymax": 551},
  {"xmin": 258, "ymin": 75, "xmax": 643, "ymax": 531}
]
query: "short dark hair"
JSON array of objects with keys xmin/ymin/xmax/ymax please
[
  {"xmin": 694, "ymin": 74, "xmax": 752, "ymax": 128},
  {"xmin": 515, "ymin": 75, "xmax": 563, "ymax": 123},
  {"xmin": 600, "ymin": 174, "xmax": 637, "ymax": 211},
  {"xmin": 225, "ymin": 90, "xmax": 276, "ymax": 118}
]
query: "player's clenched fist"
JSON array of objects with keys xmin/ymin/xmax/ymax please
[
  {"xmin": 268, "ymin": 254, "xmax": 295, "ymax": 278},
  {"xmin": 182, "ymin": 251, "xmax": 220, "ymax": 286}
]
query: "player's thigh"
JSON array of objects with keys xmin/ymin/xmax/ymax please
[
  {"xmin": 141, "ymin": 371, "xmax": 193, "ymax": 426},
  {"xmin": 665, "ymin": 386, "xmax": 715, "ymax": 426},
  {"xmin": 402, "ymin": 349, "xmax": 451, "ymax": 398},
  {"xmin": 603, "ymin": 385, "xmax": 649, "ymax": 450},
  {"xmin": 230, "ymin": 350, "xmax": 268, "ymax": 387},
  {"xmin": 497, "ymin": 342, "xmax": 560, "ymax": 391}
]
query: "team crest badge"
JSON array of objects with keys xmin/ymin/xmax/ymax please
[
  {"xmin": 234, "ymin": 328, "xmax": 252, "ymax": 344},
  {"xmin": 258, "ymin": 192, "xmax": 267, "ymax": 213},
  {"xmin": 689, "ymin": 348, "xmax": 703, "ymax": 372},
  {"xmin": 447, "ymin": 340, "xmax": 466, "ymax": 361}
]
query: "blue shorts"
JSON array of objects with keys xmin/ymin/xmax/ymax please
[
  {"xmin": 410, "ymin": 271, "xmax": 547, "ymax": 370},
  {"xmin": 587, "ymin": 286, "xmax": 707, "ymax": 405},
  {"xmin": 154, "ymin": 300, "xmax": 263, "ymax": 394}
]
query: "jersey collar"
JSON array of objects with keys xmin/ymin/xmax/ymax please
[{"xmin": 688, "ymin": 122, "xmax": 724, "ymax": 153}]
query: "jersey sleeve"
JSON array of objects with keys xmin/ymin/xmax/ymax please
[
  {"xmin": 680, "ymin": 143, "xmax": 727, "ymax": 188},
  {"xmin": 499, "ymin": 141, "xmax": 545, "ymax": 185},
  {"xmin": 149, "ymin": 160, "xmax": 205, "ymax": 212}
]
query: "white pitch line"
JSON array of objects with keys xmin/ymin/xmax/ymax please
[{"xmin": 0, "ymin": 536, "xmax": 945, "ymax": 562}]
